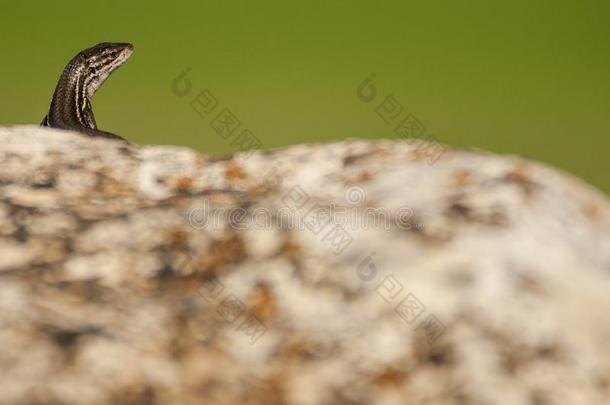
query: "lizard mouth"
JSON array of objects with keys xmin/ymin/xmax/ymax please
[{"xmin": 111, "ymin": 43, "xmax": 134, "ymax": 64}]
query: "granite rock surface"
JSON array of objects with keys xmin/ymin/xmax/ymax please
[{"xmin": 0, "ymin": 126, "xmax": 609, "ymax": 405}]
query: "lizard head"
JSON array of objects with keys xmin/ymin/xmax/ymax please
[{"xmin": 80, "ymin": 42, "xmax": 134, "ymax": 97}]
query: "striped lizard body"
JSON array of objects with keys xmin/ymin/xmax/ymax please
[{"xmin": 41, "ymin": 42, "xmax": 134, "ymax": 141}]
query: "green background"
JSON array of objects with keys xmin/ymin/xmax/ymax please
[{"xmin": 1, "ymin": 1, "xmax": 608, "ymax": 194}]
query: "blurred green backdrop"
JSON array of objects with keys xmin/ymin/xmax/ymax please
[{"xmin": 1, "ymin": 0, "xmax": 608, "ymax": 193}]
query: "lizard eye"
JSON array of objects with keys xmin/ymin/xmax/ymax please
[
  {"xmin": 89, "ymin": 67, "xmax": 97, "ymax": 74},
  {"xmin": 110, "ymin": 51, "xmax": 118, "ymax": 58}
]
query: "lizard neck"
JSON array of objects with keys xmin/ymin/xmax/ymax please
[{"xmin": 48, "ymin": 58, "xmax": 97, "ymax": 130}]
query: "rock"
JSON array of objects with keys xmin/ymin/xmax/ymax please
[{"xmin": 0, "ymin": 125, "xmax": 608, "ymax": 405}]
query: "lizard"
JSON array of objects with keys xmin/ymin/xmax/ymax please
[{"xmin": 41, "ymin": 42, "xmax": 134, "ymax": 141}]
